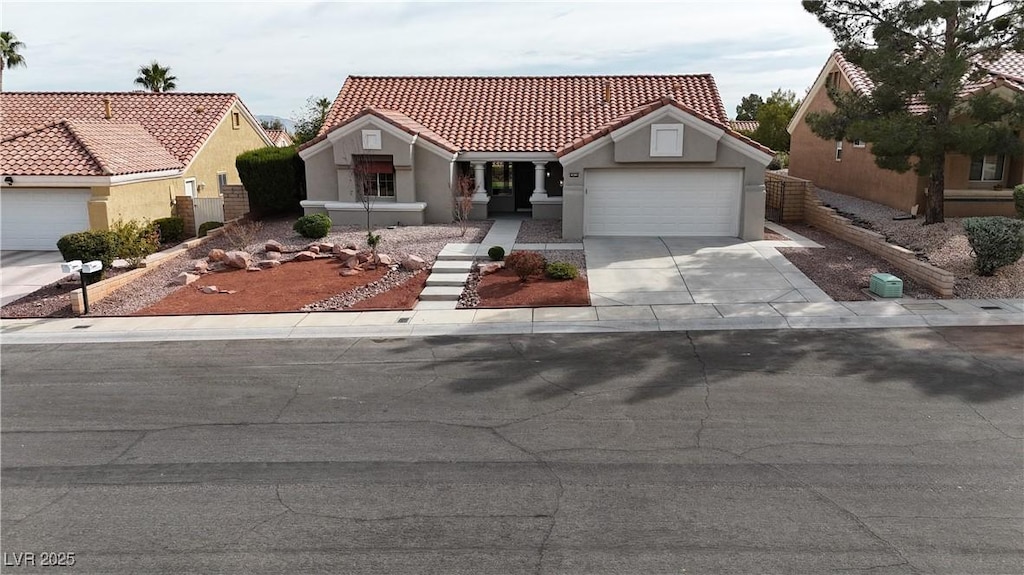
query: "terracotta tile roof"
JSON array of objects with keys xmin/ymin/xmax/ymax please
[
  {"xmin": 1, "ymin": 92, "xmax": 244, "ymax": 176},
  {"xmin": 729, "ymin": 120, "xmax": 759, "ymax": 133},
  {"xmin": 310, "ymin": 75, "xmax": 730, "ymax": 153},
  {"xmin": 833, "ymin": 49, "xmax": 1024, "ymax": 103},
  {"xmin": 266, "ymin": 129, "xmax": 293, "ymax": 146},
  {"xmin": 556, "ymin": 96, "xmax": 774, "ymax": 158}
]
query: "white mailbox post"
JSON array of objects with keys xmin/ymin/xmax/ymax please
[{"xmin": 61, "ymin": 259, "xmax": 103, "ymax": 315}]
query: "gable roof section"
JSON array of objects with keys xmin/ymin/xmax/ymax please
[
  {"xmin": 556, "ymin": 96, "xmax": 774, "ymax": 159},
  {"xmin": 790, "ymin": 50, "xmax": 1024, "ymax": 132},
  {"xmin": 309, "ymin": 75, "xmax": 730, "ymax": 154},
  {"xmin": 266, "ymin": 129, "xmax": 293, "ymax": 146},
  {"xmin": 729, "ymin": 120, "xmax": 759, "ymax": 133},
  {"xmin": 1, "ymin": 92, "xmax": 268, "ymax": 177}
]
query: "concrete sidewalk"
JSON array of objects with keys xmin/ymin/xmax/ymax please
[{"xmin": 3, "ymin": 298, "xmax": 1021, "ymax": 344}]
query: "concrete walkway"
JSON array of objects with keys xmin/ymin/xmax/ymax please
[
  {"xmin": 3, "ymin": 298, "xmax": 1021, "ymax": 344},
  {"xmin": 0, "ymin": 251, "xmax": 69, "ymax": 306}
]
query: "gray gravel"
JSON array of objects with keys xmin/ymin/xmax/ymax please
[
  {"xmin": 88, "ymin": 219, "xmax": 491, "ymax": 316},
  {"xmin": 816, "ymin": 188, "xmax": 1024, "ymax": 299},
  {"xmin": 516, "ymin": 219, "xmax": 575, "ymax": 243},
  {"xmin": 458, "ymin": 249, "xmax": 586, "ymax": 308}
]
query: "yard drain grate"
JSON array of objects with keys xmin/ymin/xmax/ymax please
[{"xmin": 396, "ymin": 317, "xmax": 410, "ymax": 324}]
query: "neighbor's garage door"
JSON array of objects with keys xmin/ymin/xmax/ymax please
[
  {"xmin": 1, "ymin": 189, "xmax": 92, "ymax": 250},
  {"xmin": 585, "ymin": 169, "xmax": 742, "ymax": 236}
]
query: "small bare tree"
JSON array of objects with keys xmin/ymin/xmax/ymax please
[
  {"xmin": 352, "ymin": 153, "xmax": 382, "ymax": 265},
  {"xmin": 453, "ymin": 172, "xmax": 475, "ymax": 237}
]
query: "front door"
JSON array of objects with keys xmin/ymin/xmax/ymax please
[{"xmin": 513, "ymin": 163, "xmax": 534, "ymax": 211}]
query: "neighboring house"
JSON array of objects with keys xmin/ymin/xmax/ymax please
[
  {"xmin": 788, "ymin": 50, "xmax": 1024, "ymax": 217},
  {"xmin": 299, "ymin": 75, "xmax": 773, "ymax": 240},
  {"xmin": 266, "ymin": 129, "xmax": 293, "ymax": 147},
  {"xmin": 730, "ymin": 120, "xmax": 759, "ymax": 134},
  {"xmin": 0, "ymin": 92, "xmax": 272, "ymax": 250}
]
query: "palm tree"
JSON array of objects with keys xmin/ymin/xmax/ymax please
[
  {"xmin": 134, "ymin": 61, "xmax": 177, "ymax": 92},
  {"xmin": 0, "ymin": 31, "xmax": 27, "ymax": 92}
]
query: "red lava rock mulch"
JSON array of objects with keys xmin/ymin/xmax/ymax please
[
  {"xmin": 135, "ymin": 259, "xmax": 387, "ymax": 316},
  {"xmin": 475, "ymin": 269, "xmax": 590, "ymax": 308},
  {"xmin": 347, "ymin": 272, "xmax": 428, "ymax": 311}
]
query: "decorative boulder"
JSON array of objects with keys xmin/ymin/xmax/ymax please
[
  {"xmin": 175, "ymin": 272, "xmax": 199, "ymax": 286},
  {"xmin": 335, "ymin": 248, "xmax": 359, "ymax": 259},
  {"xmin": 479, "ymin": 262, "xmax": 504, "ymax": 275},
  {"xmin": 247, "ymin": 266, "xmax": 261, "ymax": 272},
  {"xmin": 377, "ymin": 254, "xmax": 393, "ymax": 266},
  {"xmin": 317, "ymin": 242, "xmax": 334, "ymax": 252},
  {"xmin": 208, "ymin": 248, "xmax": 227, "ymax": 262},
  {"xmin": 293, "ymin": 251, "xmax": 317, "ymax": 262},
  {"xmin": 257, "ymin": 260, "xmax": 282, "ymax": 269},
  {"xmin": 264, "ymin": 251, "xmax": 282, "ymax": 261},
  {"xmin": 402, "ymin": 255, "xmax": 426, "ymax": 271},
  {"xmin": 357, "ymin": 251, "xmax": 371, "ymax": 264},
  {"xmin": 224, "ymin": 251, "xmax": 252, "ymax": 269},
  {"xmin": 340, "ymin": 269, "xmax": 361, "ymax": 277},
  {"xmin": 307, "ymin": 245, "xmax": 321, "ymax": 254},
  {"xmin": 343, "ymin": 242, "xmax": 358, "ymax": 250},
  {"xmin": 193, "ymin": 260, "xmax": 209, "ymax": 273},
  {"xmin": 201, "ymin": 285, "xmax": 219, "ymax": 294},
  {"xmin": 264, "ymin": 240, "xmax": 284, "ymax": 253},
  {"xmin": 342, "ymin": 256, "xmax": 362, "ymax": 269}
]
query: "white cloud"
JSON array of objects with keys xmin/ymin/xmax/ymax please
[{"xmin": 1, "ymin": 1, "xmax": 836, "ymax": 118}]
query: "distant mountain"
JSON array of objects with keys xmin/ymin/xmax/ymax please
[{"xmin": 256, "ymin": 115, "xmax": 296, "ymax": 133}]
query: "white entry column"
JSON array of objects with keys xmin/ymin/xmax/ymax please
[
  {"xmin": 531, "ymin": 161, "xmax": 549, "ymax": 201},
  {"xmin": 471, "ymin": 162, "xmax": 489, "ymax": 203}
]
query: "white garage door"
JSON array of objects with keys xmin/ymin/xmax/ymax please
[
  {"xmin": 1, "ymin": 189, "xmax": 92, "ymax": 250},
  {"xmin": 585, "ymin": 169, "xmax": 742, "ymax": 236}
]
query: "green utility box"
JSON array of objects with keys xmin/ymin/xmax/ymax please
[{"xmin": 869, "ymin": 273, "xmax": 903, "ymax": 298}]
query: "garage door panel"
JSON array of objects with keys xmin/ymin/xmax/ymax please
[
  {"xmin": 585, "ymin": 169, "xmax": 741, "ymax": 237},
  {"xmin": 1, "ymin": 190, "xmax": 92, "ymax": 251}
]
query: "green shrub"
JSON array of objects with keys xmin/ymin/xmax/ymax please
[
  {"xmin": 56, "ymin": 230, "xmax": 116, "ymax": 284},
  {"xmin": 293, "ymin": 213, "xmax": 332, "ymax": 239},
  {"xmin": 198, "ymin": 221, "xmax": 224, "ymax": 237},
  {"xmin": 545, "ymin": 261, "xmax": 579, "ymax": 280},
  {"xmin": 236, "ymin": 145, "xmax": 306, "ymax": 218},
  {"xmin": 962, "ymin": 216, "xmax": 1024, "ymax": 276},
  {"xmin": 154, "ymin": 217, "xmax": 185, "ymax": 243},
  {"xmin": 109, "ymin": 219, "xmax": 160, "ymax": 269},
  {"xmin": 1013, "ymin": 184, "xmax": 1024, "ymax": 219},
  {"xmin": 504, "ymin": 250, "xmax": 546, "ymax": 282},
  {"xmin": 487, "ymin": 245, "xmax": 505, "ymax": 261}
]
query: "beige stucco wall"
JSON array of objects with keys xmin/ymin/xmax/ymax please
[
  {"xmin": 560, "ymin": 117, "xmax": 768, "ymax": 240},
  {"xmin": 415, "ymin": 147, "xmax": 456, "ymax": 224},
  {"xmin": 184, "ymin": 104, "xmax": 268, "ymax": 198},
  {"xmin": 614, "ymin": 123, "xmax": 718, "ymax": 163},
  {"xmin": 304, "ymin": 147, "xmax": 338, "ymax": 202},
  {"xmin": 87, "ymin": 177, "xmax": 182, "ymax": 229}
]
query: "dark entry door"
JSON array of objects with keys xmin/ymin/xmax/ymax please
[{"xmin": 513, "ymin": 163, "xmax": 534, "ymax": 211}]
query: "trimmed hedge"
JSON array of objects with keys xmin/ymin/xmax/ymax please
[
  {"xmin": 504, "ymin": 250, "xmax": 546, "ymax": 282},
  {"xmin": 198, "ymin": 221, "xmax": 224, "ymax": 237},
  {"xmin": 236, "ymin": 145, "xmax": 306, "ymax": 218},
  {"xmin": 56, "ymin": 230, "xmax": 116, "ymax": 284},
  {"xmin": 545, "ymin": 261, "xmax": 579, "ymax": 280},
  {"xmin": 154, "ymin": 217, "xmax": 185, "ymax": 243},
  {"xmin": 1014, "ymin": 184, "xmax": 1024, "ymax": 219},
  {"xmin": 487, "ymin": 246, "xmax": 505, "ymax": 261},
  {"xmin": 293, "ymin": 213, "xmax": 332, "ymax": 239},
  {"xmin": 962, "ymin": 216, "xmax": 1024, "ymax": 276}
]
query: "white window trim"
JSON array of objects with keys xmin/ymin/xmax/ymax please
[
  {"xmin": 969, "ymin": 154, "xmax": 1005, "ymax": 182},
  {"xmin": 835, "ymin": 141, "xmax": 843, "ymax": 162},
  {"xmin": 852, "ymin": 139, "xmax": 865, "ymax": 148},
  {"xmin": 361, "ymin": 129, "xmax": 382, "ymax": 150},
  {"xmin": 184, "ymin": 177, "xmax": 197, "ymax": 198},
  {"xmin": 650, "ymin": 124, "xmax": 685, "ymax": 157},
  {"xmin": 360, "ymin": 172, "xmax": 395, "ymax": 198}
]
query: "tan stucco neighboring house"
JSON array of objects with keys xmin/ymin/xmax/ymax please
[
  {"xmin": 266, "ymin": 129, "xmax": 294, "ymax": 147},
  {"xmin": 788, "ymin": 50, "xmax": 1024, "ymax": 217},
  {"xmin": 0, "ymin": 92, "xmax": 273, "ymax": 250},
  {"xmin": 299, "ymin": 75, "xmax": 773, "ymax": 241}
]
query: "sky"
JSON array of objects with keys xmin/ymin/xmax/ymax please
[{"xmin": 1, "ymin": 1, "xmax": 837, "ymax": 121}]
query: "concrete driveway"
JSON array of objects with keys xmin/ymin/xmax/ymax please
[
  {"xmin": 584, "ymin": 236, "xmax": 830, "ymax": 306},
  {"xmin": 0, "ymin": 251, "xmax": 68, "ymax": 306}
]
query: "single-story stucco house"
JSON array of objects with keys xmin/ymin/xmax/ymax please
[
  {"xmin": 788, "ymin": 50, "xmax": 1024, "ymax": 217},
  {"xmin": 298, "ymin": 75, "xmax": 773, "ymax": 240},
  {"xmin": 0, "ymin": 92, "xmax": 272, "ymax": 250}
]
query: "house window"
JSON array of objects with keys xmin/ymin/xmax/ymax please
[
  {"xmin": 825, "ymin": 71, "xmax": 841, "ymax": 89},
  {"xmin": 231, "ymin": 111, "xmax": 241, "ymax": 130},
  {"xmin": 969, "ymin": 155, "xmax": 1005, "ymax": 182},
  {"xmin": 835, "ymin": 140, "xmax": 843, "ymax": 161},
  {"xmin": 852, "ymin": 139, "xmax": 865, "ymax": 148},
  {"xmin": 354, "ymin": 155, "xmax": 395, "ymax": 197},
  {"xmin": 490, "ymin": 162, "xmax": 513, "ymax": 196}
]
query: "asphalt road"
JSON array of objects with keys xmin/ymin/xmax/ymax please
[{"xmin": 1, "ymin": 327, "xmax": 1022, "ymax": 574}]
